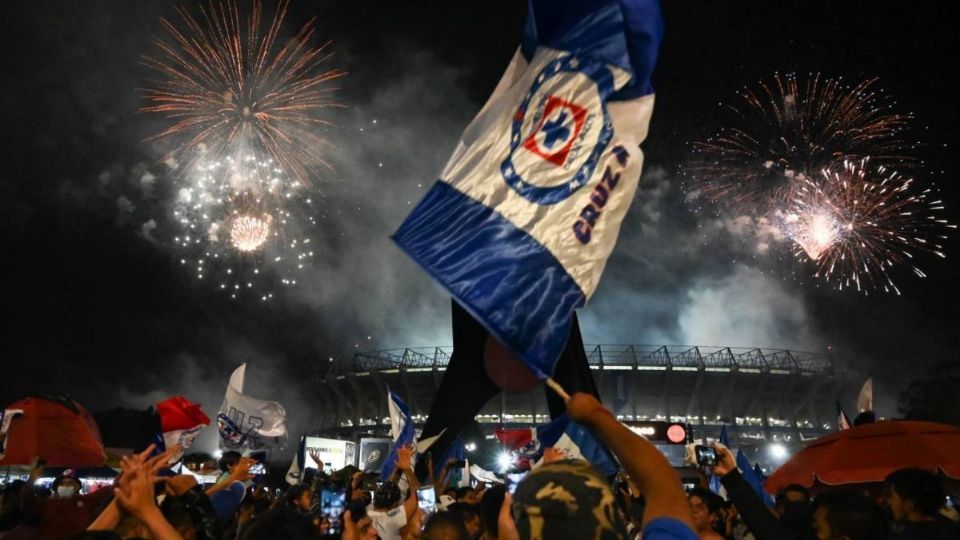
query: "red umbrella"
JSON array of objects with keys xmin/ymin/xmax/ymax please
[
  {"xmin": 765, "ymin": 420, "xmax": 960, "ymax": 493},
  {"xmin": 0, "ymin": 395, "xmax": 106, "ymax": 467}
]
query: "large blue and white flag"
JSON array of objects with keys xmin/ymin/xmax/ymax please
[
  {"xmin": 393, "ymin": 0, "xmax": 664, "ymax": 377},
  {"xmin": 381, "ymin": 390, "xmax": 415, "ymax": 481}
]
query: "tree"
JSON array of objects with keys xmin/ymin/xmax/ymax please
[{"xmin": 898, "ymin": 361, "xmax": 960, "ymax": 426}]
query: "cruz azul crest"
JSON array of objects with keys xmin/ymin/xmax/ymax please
[{"xmin": 500, "ymin": 55, "xmax": 615, "ymax": 205}]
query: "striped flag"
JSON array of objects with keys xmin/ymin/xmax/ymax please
[
  {"xmin": 393, "ymin": 0, "xmax": 664, "ymax": 377},
  {"xmin": 381, "ymin": 390, "xmax": 415, "ymax": 481}
]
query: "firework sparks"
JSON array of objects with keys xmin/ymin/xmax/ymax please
[
  {"xmin": 782, "ymin": 209, "xmax": 842, "ymax": 261},
  {"xmin": 687, "ymin": 73, "xmax": 914, "ymax": 213},
  {"xmin": 171, "ymin": 151, "xmax": 319, "ymax": 300},
  {"xmin": 141, "ymin": 0, "xmax": 344, "ymax": 184},
  {"xmin": 230, "ymin": 214, "xmax": 272, "ymax": 252},
  {"xmin": 784, "ymin": 159, "xmax": 953, "ymax": 294}
]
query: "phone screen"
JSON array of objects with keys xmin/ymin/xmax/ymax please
[
  {"xmin": 416, "ymin": 486, "xmax": 437, "ymax": 514},
  {"xmin": 249, "ymin": 462, "xmax": 266, "ymax": 475},
  {"xmin": 694, "ymin": 445, "xmax": 717, "ymax": 467},
  {"xmin": 321, "ymin": 488, "xmax": 347, "ymax": 535}
]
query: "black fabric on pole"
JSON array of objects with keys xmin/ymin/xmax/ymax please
[
  {"xmin": 545, "ymin": 313, "xmax": 600, "ymax": 419},
  {"xmin": 417, "ymin": 300, "xmax": 601, "ymax": 467},
  {"xmin": 416, "ymin": 300, "xmax": 500, "ymax": 468}
]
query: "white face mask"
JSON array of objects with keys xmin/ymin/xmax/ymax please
[{"xmin": 56, "ymin": 485, "xmax": 77, "ymax": 497}]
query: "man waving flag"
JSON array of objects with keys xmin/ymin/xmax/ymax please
[{"xmin": 393, "ymin": 0, "xmax": 663, "ymax": 378}]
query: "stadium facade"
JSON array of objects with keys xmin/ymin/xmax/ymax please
[{"xmin": 314, "ymin": 345, "xmax": 852, "ymax": 457}]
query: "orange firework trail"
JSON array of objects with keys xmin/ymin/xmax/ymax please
[
  {"xmin": 686, "ymin": 73, "xmax": 915, "ymax": 214},
  {"xmin": 785, "ymin": 159, "xmax": 954, "ymax": 294},
  {"xmin": 141, "ymin": 0, "xmax": 345, "ymax": 184}
]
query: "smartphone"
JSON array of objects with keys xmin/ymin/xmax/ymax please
[
  {"xmin": 324, "ymin": 462, "xmax": 333, "ymax": 475},
  {"xmin": 416, "ymin": 486, "xmax": 437, "ymax": 514},
  {"xmin": 694, "ymin": 445, "xmax": 718, "ymax": 467},
  {"xmin": 249, "ymin": 462, "xmax": 266, "ymax": 475},
  {"xmin": 321, "ymin": 487, "xmax": 347, "ymax": 535}
]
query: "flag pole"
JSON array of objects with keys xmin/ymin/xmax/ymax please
[{"xmin": 544, "ymin": 377, "xmax": 571, "ymax": 402}]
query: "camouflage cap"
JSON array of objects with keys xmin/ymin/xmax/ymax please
[{"xmin": 512, "ymin": 459, "xmax": 626, "ymax": 540}]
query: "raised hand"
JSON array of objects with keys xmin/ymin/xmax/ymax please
[
  {"xmin": 565, "ymin": 393, "xmax": 609, "ymax": 427},
  {"xmin": 229, "ymin": 457, "xmax": 256, "ymax": 483},
  {"xmin": 396, "ymin": 444, "xmax": 414, "ymax": 470},
  {"xmin": 114, "ymin": 466, "xmax": 158, "ymax": 520},
  {"xmin": 542, "ymin": 447, "xmax": 567, "ymax": 464},
  {"xmin": 711, "ymin": 442, "xmax": 737, "ymax": 477}
]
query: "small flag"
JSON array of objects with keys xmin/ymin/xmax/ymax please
[
  {"xmin": 156, "ymin": 396, "xmax": 210, "ymax": 462},
  {"xmin": 857, "ymin": 377, "xmax": 873, "ymax": 413},
  {"xmin": 837, "ymin": 400, "xmax": 852, "ymax": 431},
  {"xmin": 218, "ymin": 364, "xmax": 287, "ymax": 449},
  {"xmin": 381, "ymin": 390, "xmax": 415, "ymax": 481},
  {"xmin": 0, "ymin": 409, "xmax": 24, "ymax": 460},
  {"xmin": 393, "ymin": 0, "xmax": 664, "ymax": 379},
  {"xmin": 736, "ymin": 448, "xmax": 773, "ymax": 507},
  {"xmin": 286, "ymin": 436, "xmax": 306, "ymax": 485}
]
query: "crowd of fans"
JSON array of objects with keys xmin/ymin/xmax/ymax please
[{"xmin": 1, "ymin": 393, "xmax": 957, "ymax": 540}]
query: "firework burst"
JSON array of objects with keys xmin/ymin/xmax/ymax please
[
  {"xmin": 687, "ymin": 73, "xmax": 914, "ymax": 213},
  {"xmin": 172, "ymin": 151, "xmax": 319, "ymax": 300},
  {"xmin": 230, "ymin": 214, "xmax": 272, "ymax": 252},
  {"xmin": 141, "ymin": 0, "xmax": 344, "ymax": 184},
  {"xmin": 783, "ymin": 159, "xmax": 953, "ymax": 294}
]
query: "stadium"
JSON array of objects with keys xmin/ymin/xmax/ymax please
[{"xmin": 313, "ymin": 344, "xmax": 854, "ymax": 467}]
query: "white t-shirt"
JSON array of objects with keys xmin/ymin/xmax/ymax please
[{"xmin": 367, "ymin": 505, "xmax": 408, "ymax": 540}]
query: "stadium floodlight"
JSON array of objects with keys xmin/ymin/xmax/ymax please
[{"xmin": 767, "ymin": 443, "xmax": 788, "ymax": 461}]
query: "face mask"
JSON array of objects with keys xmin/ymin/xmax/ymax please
[{"xmin": 57, "ymin": 486, "xmax": 77, "ymax": 497}]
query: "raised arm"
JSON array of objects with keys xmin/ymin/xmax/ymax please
[
  {"xmin": 713, "ymin": 443, "xmax": 785, "ymax": 540},
  {"xmin": 567, "ymin": 393, "xmax": 693, "ymax": 528},
  {"xmin": 396, "ymin": 445, "xmax": 420, "ymax": 520}
]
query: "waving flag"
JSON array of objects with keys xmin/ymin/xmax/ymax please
[
  {"xmin": 381, "ymin": 390, "xmax": 415, "ymax": 481},
  {"xmin": 857, "ymin": 377, "xmax": 873, "ymax": 413},
  {"xmin": 496, "ymin": 414, "xmax": 617, "ymax": 477},
  {"xmin": 286, "ymin": 436, "xmax": 306, "ymax": 485},
  {"xmin": 0, "ymin": 409, "xmax": 24, "ymax": 460},
  {"xmin": 218, "ymin": 364, "xmax": 287, "ymax": 449},
  {"xmin": 156, "ymin": 396, "xmax": 210, "ymax": 462},
  {"xmin": 393, "ymin": 0, "xmax": 664, "ymax": 378},
  {"xmin": 837, "ymin": 400, "xmax": 852, "ymax": 431}
]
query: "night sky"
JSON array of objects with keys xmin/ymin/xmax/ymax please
[{"xmin": 2, "ymin": 0, "xmax": 958, "ymax": 436}]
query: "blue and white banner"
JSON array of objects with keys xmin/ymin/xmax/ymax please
[
  {"xmin": 535, "ymin": 415, "xmax": 618, "ymax": 477},
  {"xmin": 381, "ymin": 390, "xmax": 415, "ymax": 481},
  {"xmin": 393, "ymin": 0, "xmax": 664, "ymax": 377},
  {"xmin": 218, "ymin": 364, "xmax": 287, "ymax": 449},
  {"xmin": 497, "ymin": 415, "xmax": 615, "ymax": 476}
]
